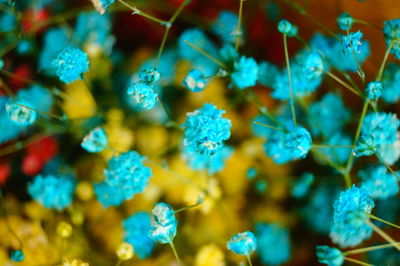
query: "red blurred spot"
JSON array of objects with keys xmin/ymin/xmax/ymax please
[
  {"xmin": 8, "ymin": 65, "xmax": 32, "ymax": 91},
  {"xmin": 21, "ymin": 9, "xmax": 50, "ymax": 34},
  {"xmin": 0, "ymin": 164, "xmax": 10, "ymax": 185},
  {"xmin": 22, "ymin": 153, "xmax": 44, "ymax": 176},
  {"xmin": 26, "ymin": 136, "xmax": 58, "ymax": 162}
]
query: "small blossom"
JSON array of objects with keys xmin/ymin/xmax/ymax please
[
  {"xmin": 182, "ymin": 69, "xmax": 207, "ymax": 92},
  {"xmin": 5, "ymin": 101, "xmax": 37, "ymax": 126},
  {"xmin": 231, "ymin": 56, "xmax": 258, "ymax": 89},
  {"xmin": 337, "ymin": 12, "xmax": 353, "ymax": 31},
  {"xmin": 278, "ymin": 19, "xmax": 296, "ymax": 36},
  {"xmin": 149, "ymin": 202, "xmax": 178, "ymax": 244},
  {"xmin": 316, "ymin": 246, "xmax": 344, "ymax": 266},
  {"xmin": 139, "ymin": 67, "xmax": 161, "ymax": 83},
  {"xmin": 354, "ymin": 134, "xmax": 376, "ymax": 157},
  {"xmin": 127, "ymin": 82, "xmax": 158, "ymax": 110},
  {"xmin": 383, "ymin": 19, "xmax": 400, "ymax": 59},
  {"xmin": 226, "ymin": 231, "xmax": 257, "ymax": 256},
  {"xmin": 51, "ymin": 47, "xmax": 89, "ymax": 84},
  {"xmin": 81, "ymin": 127, "xmax": 108, "ymax": 153},
  {"xmin": 10, "ymin": 250, "xmax": 24, "ymax": 262},
  {"xmin": 283, "ymin": 127, "xmax": 312, "ymax": 159},
  {"xmin": 366, "ymin": 81, "xmax": 382, "ymax": 101},
  {"xmin": 359, "ymin": 166, "xmax": 399, "ymax": 199},
  {"xmin": 342, "ymin": 31, "xmax": 364, "ymax": 54},
  {"xmin": 212, "ymin": 10, "xmax": 240, "ymax": 43},
  {"xmin": 91, "ymin": 0, "xmax": 115, "ymax": 14}
]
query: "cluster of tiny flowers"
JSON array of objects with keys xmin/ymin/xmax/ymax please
[
  {"xmin": 330, "ymin": 185, "xmax": 374, "ymax": 247},
  {"xmin": 95, "ymin": 151, "xmax": 152, "ymax": 207},
  {"xmin": 359, "ymin": 165, "xmax": 399, "ymax": 199},
  {"xmin": 5, "ymin": 101, "xmax": 37, "ymax": 126},
  {"xmin": 365, "ymin": 81, "xmax": 382, "ymax": 101},
  {"xmin": 383, "ymin": 19, "xmax": 400, "ymax": 59},
  {"xmin": 28, "ymin": 174, "xmax": 76, "ymax": 211},
  {"xmin": 123, "ymin": 212, "xmax": 155, "ymax": 259},
  {"xmin": 51, "ymin": 47, "xmax": 89, "ymax": 84},
  {"xmin": 337, "ymin": 12, "xmax": 353, "ymax": 31},
  {"xmin": 316, "ymin": 246, "xmax": 344, "ymax": 266},
  {"xmin": 341, "ymin": 31, "xmax": 364, "ymax": 54},
  {"xmin": 226, "ymin": 231, "xmax": 257, "ymax": 256},
  {"xmin": 230, "ymin": 56, "xmax": 259, "ymax": 89},
  {"xmin": 149, "ymin": 202, "xmax": 178, "ymax": 244},
  {"xmin": 182, "ymin": 103, "xmax": 231, "ymax": 156},
  {"xmin": 127, "ymin": 67, "xmax": 161, "ymax": 110},
  {"xmin": 212, "ymin": 10, "xmax": 240, "ymax": 43},
  {"xmin": 277, "ymin": 19, "xmax": 298, "ymax": 36},
  {"xmin": 81, "ymin": 127, "xmax": 108, "ymax": 153},
  {"xmin": 182, "ymin": 69, "xmax": 207, "ymax": 92}
]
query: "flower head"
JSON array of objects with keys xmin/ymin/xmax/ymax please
[
  {"xmin": 226, "ymin": 231, "xmax": 257, "ymax": 256},
  {"xmin": 366, "ymin": 81, "xmax": 382, "ymax": 101},
  {"xmin": 383, "ymin": 19, "xmax": 400, "ymax": 59},
  {"xmin": 278, "ymin": 19, "xmax": 297, "ymax": 36},
  {"xmin": 94, "ymin": 181, "xmax": 125, "ymax": 207},
  {"xmin": 149, "ymin": 202, "xmax": 178, "ymax": 244},
  {"xmin": 10, "ymin": 250, "xmax": 24, "ymax": 262},
  {"xmin": 231, "ymin": 56, "xmax": 258, "ymax": 89},
  {"xmin": 81, "ymin": 127, "xmax": 108, "ymax": 153},
  {"xmin": 123, "ymin": 212, "xmax": 155, "ymax": 259},
  {"xmin": 52, "ymin": 47, "xmax": 89, "ymax": 84},
  {"xmin": 182, "ymin": 103, "xmax": 231, "ymax": 156},
  {"xmin": 337, "ymin": 12, "xmax": 353, "ymax": 31},
  {"xmin": 342, "ymin": 31, "xmax": 364, "ymax": 54},
  {"xmin": 359, "ymin": 166, "xmax": 399, "ymax": 199},
  {"xmin": 283, "ymin": 127, "xmax": 312, "ymax": 159},
  {"xmin": 28, "ymin": 174, "xmax": 76, "ymax": 211},
  {"xmin": 139, "ymin": 67, "xmax": 161, "ymax": 83},
  {"xmin": 5, "ymin": 101, "xmax": 37, "ymax": 126},
  {"xmin": 212, "ymin": 11, "xmax": 240, "ymax": 43},
  {"xmin": 183, "ymin": 69, "xmax": 207, "ymax": 92},
  {"xmin": 316, "ymin": 246, "xmax": 344, "ymax": 266},
  {"xmin": 255, "ymin": 223, "xmax": 291, "ymax": 265},
  {"xmin": 127, "ymin": 82, "xmax": 158, "ymax": 110}
]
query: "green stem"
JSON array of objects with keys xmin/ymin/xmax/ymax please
[
  {"xmin": 344, "ymin": 257, "xmax": 372, "ymax": 266},
  {"xmin": 15, "ymin": 103, "xmax": 66, "ymax": 121},
  {"xmin": 325, "ymin": 71, "xmax": 362, "ymax": 97},
  {"xmin": 155, "ymin": 26, "xmax": 171, "ymax": 67},
  {"xmin": 184, "ymin": 40, "xmax": 228, "ymax": 69},
  {"xmin": 312, "ymin": 144, "xmax": 353, "ymax": 149},
  {"xmin": 253, "ymin": 121, "xmax": 285, "ymax": 132},
  {"xmin": 174, "ymin": 200, "xmax": 202, "ymax": 213},
  {"xmin": 343, "ymin": 242, "xmax": 400, "ymax": 255},
  {"xmin": 234, "ymin": 0, "xmax": 245, "ymax": 51},
  {"xmin": 368, "ymin": 221, "xmax": 400, "ymax": 252},
  {"xmin": 118, "ymin": 0, "xmax": 168, "ymax": 25},
  {"xmin": 246, "ymin": 254, "xmax": 253, "ymax": 266},
  {"xmin": 343, "ymin": 172, "xmax": 352, "ymax": 188},
  {"xmin": 368, "ymin": 214, "xmax": 400, "ymax": 230},
  {"xmin": 283, "ymin": 34, "xmax": 297, "ymax": 128},
  {"xmin": 376, "ymin": 41, "xmax": 394, "ymax": 81},
  {"xmin": 169, "ymin": 241, "xmax": 181, "ymax": 265},
  {"xmin": 345, "ymin": 100, "xmax": 369, "ymax": 172},
  {"xmin": 347, "ymin": 29, "xmax": 365, "ymax": 84}
]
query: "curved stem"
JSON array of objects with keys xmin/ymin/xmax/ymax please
[{"xmin": 283, "ymin": 34, "xmax": 297, "ymax": 128}]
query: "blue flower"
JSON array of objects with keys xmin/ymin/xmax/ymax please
[
  {"xmin": 341, "ymin": 31, "xmax": 364, "ymax": 54},
  {"xmin": 227, "ymin": 231, "xmax": 257, "ymax": 256},
  {"xmin": 149, "ymin": 202, "xmax": 178, "ymax": 244},
  {"xmin": 104, "ymin": 151, "xmax": 152, "ymax": 202},
  {"xmin": 383, "ymin": 19, "xmax": 400, "ymax": 60},
  {"xmin": 311, "ymin": 33, "xmax": 370, "ymax": 72},
  {"xmin": 302, "ymin": 51, "xmax": 324, "ymax": 80},
  {"xmin": 182, "ymin": 69, "xmax": 207, "ymax": 92},
  {"xmin": 231, "ymin": 56, "xmax": 258, "ymax": 89},
  {"xmin": 366, "ymin": 81, "xmax": 382, "ymax": 101},
  {"xmin": 139, "ymin": 67, "xmax": 161, "ymax": 84},
  {"xmin": 353, "ymin": 134, "xmax": 376, "ymax": 157},
  {"xmin": 283, "ymin": 127, "xmax": 312, "ymax": 159},
  {"xmin": 316, "ymin": 246, "xmax": 344, "ymax": 266},
  {"xmin": 212, "ymin": 11, "xmax": 240, "ymax": 43},
  {"xmin": 246, "ymin": 167, "xmax": 258, "ymax": 180},
  {"xmin": 361, "ymin": 112, "xmax": 399, "ymax": 146},
  {"xmin": 337, "ymin": 12, "xmax": 353, "ymax": 31},
  {"xmin": 94, "ymin": 181, "xmax": 125, "ymax": 207},
  {"xmin": 381, "ymin": 64, "xmax": 400, "ymax": 103},
  {"xmin": 219, "ymin": 44, "xmax": 239, "ymax": 65},
  {"xmin": 183, "ymin": 145, "xmax": 233, "ymax": 175},
  {"xmin": 28, "ymin": 174, "xmax": 76, "ymax": 211},
  {"xmin": 5, "ymin": 101, "xmax": 37, "ymax": 126},
  {"xmin": 258, "ymin": 61, "xmax": 279, "ymax": 87},
  {"xmin": 292, "ymin": 172, "xmax": 314, "ymax": 199},
  {"xmin": 127, "ymin": 82, "xmax": 158, "ymax": 110},
  {"xmin": 81, "ymin": 127, "xmax": 108, "ymax": 153},
  {"xmin": 330, "ymin": 185, "xmax": 374, "ymax": 247},
  {"xmin": 255, "ymin": 223, "xmax": 291, "ymax": 265},
  {"xmin": 10, "ymin": 250, "xmax": 24, "ymax": 262},
  {"xmin": 123, "ymin": 212, "xmax": 155, "ymax": 259},
  {"xmin": 278, "ymin": 19, "xmax": 297, "ymax": 36},
  {"xmin": 51, "ymin": 47, "xmax": 89, "ymax": 84},
  {"xmin": 0, "ymin": 12, "xmax": 16, "ymax": 32},
  {"xmin": 359, "ymin": 166, "xmax": 399, "ymax": 200},
  {"xmin": 39, "ymin": 28, "xmax": 71, "ymax": 71},
  {"xmin": 182, "ymin": 103, "xmax": 231, "ymax": 156}
]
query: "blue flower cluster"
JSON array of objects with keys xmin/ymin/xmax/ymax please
[
  {"xmin": 28, "ymin": 174, "xmax": 76, "ymax": 211},
  {"xmin": 81, "ymin": 127, "xmax": 108, "ymax": 153},
  {"xmin": 5, "ymin": 101, "xmax": 37, "ymax": 126},
  {"xmin": 316, "ymin": 246, "xmax": 343, "ymax": 266},
  {"xmin": 149, "ymin": 202, "xmax": 178, "ymax": 244},
  {"xmin": 39, "ymin": 28, "xmax": 72, "ymax": 72},
  {"xmin": 226, "ymin": 231, "xmax": 257, "ymax": 256},
  {"xmin": 382, "ymin": 63, "xmax": 400, "ymax": 103},
  {"xmin": 52, "ymin": 47, "xmax": 89, "ymax": 84},
  {"xmin": 127, "ymin": 82, "xmax": 158, "ymax": 110},
  {"xmin": 182, "ymin": 103, "xmax": 231, "ymax": 156},
  {"xmin": 212, "ymin": 11, "xmax": 240, "ymax": 44},
  {"xmin": 278, "ymin": 19, "xmax": 298, "ymax": 36},
  {"xmin": 383, "ymin": 19, "xmax": 400, "ymax": 59},
  {"xmin": 337, "ymin": 12, "xmax": 353, "ymax": 31},
  {"xmin": 231, "ymin": 56, "xmax": 259, "ymax": 90},
  {"xmin": 366, "ymin": 81, "xmax": 382, "ymax": 101},
  {"xmin": 182, "ymin": 69, "xmax": 207, "ymax": 92},
  {"xmin": 330, "ymin": 185, "xmax": 374, "ymax": 247},
  {"xmin": 341, "ymin": 31, "xmax": 364, "ymax": 54},
  {"xmin": 359, "ymin": 165, "xmax": 399, "ymax": 199},
  {"xmin": 95, "ymin": 151, "xmax": 152, "ymax": 207},
  {"xmin": 255, "ymin": 223, "xmax": 291, "ymax": 265},
  {"xmin": 123, "ymin": 212, "xmax": 155, "ymax": 259}
]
